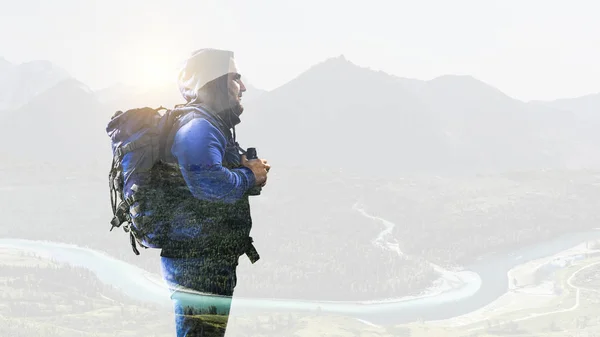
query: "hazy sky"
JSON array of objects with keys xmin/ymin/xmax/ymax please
[{"xmin": 1, "ymin": 0, "xmax": 598, "ymax": 101}]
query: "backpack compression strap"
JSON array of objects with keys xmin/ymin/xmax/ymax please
[
  {"xmin": 109, "ymin": 134, "xmax": 155, "ymax": 256},
  {"xmin": 109, "ymin": 140, "xmax": 146, "ymax": 232}
]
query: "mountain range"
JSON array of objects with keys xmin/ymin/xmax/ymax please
[
  {"xmin": 0, "ymin": 55, "xmax": 598, "ymax": 179},
  {"xmin": 2, "ymin": 55, "xmax": 600, "ymax": 303}
]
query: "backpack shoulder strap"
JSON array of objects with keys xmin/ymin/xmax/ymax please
[
  {"xmin": 158, "ymin": 107, "xmax": 188, "ymax": 162},
  {"xmin": 161, "ymin": 104, "xmax": 233, "ymax": 162}
]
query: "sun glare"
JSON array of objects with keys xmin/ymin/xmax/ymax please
[{"xmin": 129, "ymin": 50, "xmax": 180, "ymax": 89}]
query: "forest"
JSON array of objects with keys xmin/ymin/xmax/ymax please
[
  {"xmin": 0, "ymin": 255, "xmax": 170, "ymax": 337},
  {"xmin": 2, "ymin": 167, "xmax": 600, "ymax": 301}
]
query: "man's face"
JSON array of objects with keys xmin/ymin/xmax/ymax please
[{"xmin": 228, "ymin": 72, "xmax": 246, "ymax": 114}]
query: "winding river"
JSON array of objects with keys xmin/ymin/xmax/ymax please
[{"xmin": 2, "ymin": 208, "xmax": 600, "ymax": 325}]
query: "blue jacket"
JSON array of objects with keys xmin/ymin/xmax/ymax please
[
  {"xmin": 158, "ymin": 105, "xmax": 257, "ymax": 257},
  {"xmin": 171, "ymin": 114, "xmax": 256, "ymax": 203}
]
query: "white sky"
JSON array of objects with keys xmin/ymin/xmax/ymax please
[{"xmin": 1, "ymin": 0, "xmax": 598, "ymax": 101}]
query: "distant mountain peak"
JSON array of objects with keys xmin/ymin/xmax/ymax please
[
  {"xmin": 14, "ymin": 77, "xmax": 97, "ymax": 112},
  {"xmin": 266, "ymin": 53, "xmax": 415, "ymax": 98},
  {"xmin": 0, "ymin": 58, "xmax": 73, "ymax": 111},
  {"xmin": 543, "ymin": 91, "xmax": 600, "ymax": 103},
  {"xmin": 18, "ymin": 59, "xmax": 68, "ymax": 75},
  {"xmin": 426, "ymin": 74, "xmax": 514, "ymax": 101},
  {"xmin": 0, "ymin": 56, "xmax": 11, "ymax": 65},
  {"xmin": 54, "ymin": 77, "xmax": 94, "ymax": 94},
  {"xmin": 316, "ymin": 54, "xmax": 357, "ymax": 69}
]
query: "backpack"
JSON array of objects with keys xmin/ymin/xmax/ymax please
[
  {"xmin": 106, "ymin": 105, "xmax": 185, "ymax": 255},
  {"xmin": 105, "ymin": 104, "xmax": 260, "ymax": 263}
]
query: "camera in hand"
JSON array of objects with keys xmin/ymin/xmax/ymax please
[{"xmin": 246, "ymin": 147, "xmax": 262, "ymax": 196}]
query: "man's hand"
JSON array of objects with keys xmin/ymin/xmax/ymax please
[{"xmin": 241, "ymin": 154, "xmax": 271, "ymax": 187}]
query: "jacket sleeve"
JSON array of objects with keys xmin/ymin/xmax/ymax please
[{"xmin": 171, "ymin": 117, "xmax": 256, "ymax": 203}]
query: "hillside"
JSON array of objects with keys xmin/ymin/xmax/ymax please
[
  {"xmin": 0, "ymin": 77, "xmax": 111, "ymax": 175},
  {"xmin": 0, "ymin": 249, "xmax": 173, "ymax": 337}
]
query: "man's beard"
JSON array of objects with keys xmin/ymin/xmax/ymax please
[
  {"xmin": 216, "ymin": 99, "xmax": 244, "ymax": 129},
  {"xmin": 231, "ymin": 98, "xmax": 244, "ymax": 117}
]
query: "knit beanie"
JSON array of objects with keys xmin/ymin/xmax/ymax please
[{"xmin": 177, "ymin": 48, "xmax": 238, "ymax": 103}]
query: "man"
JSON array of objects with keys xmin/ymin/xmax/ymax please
[{"xmin": 159, "ymin": 48, "xmax": 270, "ymax": 336}]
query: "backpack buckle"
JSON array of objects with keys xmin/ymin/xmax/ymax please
[
  {"xmin": 110, "ymin": 216, "xmax": 121, "ymax": 230},
  {"xmin": 125, "ymin": 194, "xmax": 137, "ymax": 206},
  {"xmin": 115, "ymin": 143, "xmax": 132, "ymax": 158}
]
